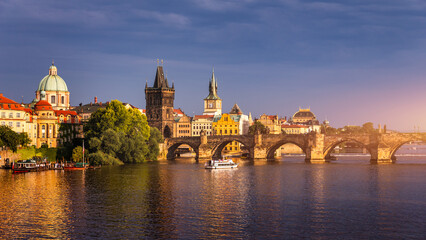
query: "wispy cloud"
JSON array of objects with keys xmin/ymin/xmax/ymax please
[
  {"xmin": 0, "ymin": 0, "xmax": 117, "ymax": 27},
  {"xmin": 191, "ymin": 0, "xmax": 256, "ymax": 11},
  {"xmin": 133, "ymin": 10, "xmax": 191, "ymax": 28}
]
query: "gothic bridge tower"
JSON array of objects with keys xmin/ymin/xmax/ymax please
[
  {"xmin": 145, "ymin": 66, "xmax": 175, "ymax": 138},
  {"xmin": 203, "ymin": 68, "xmax": 222, "ymax": 115}
]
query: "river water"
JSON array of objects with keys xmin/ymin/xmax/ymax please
[{"xmin": 1, "ymin": 153, "xmax": 426, "ymax": 239}]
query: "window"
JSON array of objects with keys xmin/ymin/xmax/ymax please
[
  {"xmin": 9, "ymin": 113, "xmax": 13, "ymax": 118},
  {"xmin": 61, "ymin": 96, "xmax": 65, "ymax": 104},
  {"xmin": 9, "ymin": 122, "xmax": 13, "ymax": 127},
  {"xmin": 51, "ymin": 96, "xmax": 56, "ymax": 104},
  {"xmin": 235, "ymin": 130, "xmax": 237, "ymax": 134},
  {"xmin": 1, "ymin": 112, "xmax": 5, "ymax": 118},
  {"xmin": 225, "ymin": 130, "xmax": 227, "ymax": 134},
  {"xmin": 16, "ymin": 122, "xmax": 20, "ymax": 127},
  {"xmin": 16, "ymin": 113, "xmax": 21, "ymax": 118},
  {"xmin": 1, "ymin": 121, "xmax": 5, "ymax": 125}
]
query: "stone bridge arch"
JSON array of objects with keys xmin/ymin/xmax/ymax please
[
  {"xmin": 323, "ymin": 137, "xmax": 373, "ymax": 159},
  {"xmin": 165, "ymin": 139, "xmax": 200, "ymax": 160},
  {"xmin": 266, "ymin": 137, "xmax": 308, "ymax": 160},
  {"xmin": 210, "ymin": 136, "xmax": 254, "ymax": 159},
  {"xmin": 388, "ymin": 134, "xmax": 426, "ymax": 161}
]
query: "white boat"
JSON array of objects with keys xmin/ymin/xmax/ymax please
[{"xmin": 205, "ymin": 159, "xmax": 238, "ymax": 169}]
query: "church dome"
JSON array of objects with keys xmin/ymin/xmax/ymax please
[
  {"xmin": 293, "ymin": 108, "xmax": 316, "ymax": 119},
  {"xmin": 37, "ymin": 62, "xmax": 69, "ymax": 92}
]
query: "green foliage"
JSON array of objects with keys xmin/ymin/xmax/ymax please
[
  {"xmin": 146, "ymin": 127, "xmax": 163, "ymax": 161},
  {"xmin": 84, "ymin": 100, "xmax": 156, "ymax": 165},
  {"xmin": 0, "ymin": 125, "xmax": 20, "ymax": 152},
  {"xmin": 249, "ymin": 121, "xmax": 269, "ymax": 135},
  {"xmin": 88, "ymin": 151, "xmax": 123, "ymax": 166},
  {"xmin": 35, "ymin": 148, "xmax": 57, "ymax": 162},
  {"xmin": 322, "ymin": 122, "xmax": 378, "ymax": 135},
  {"xmin": 72, "ymin": 146, "xmax": 84, "ymax": 162},
  {"xmin": 17, "ymin": 146, "xmax": 37, "ymax": 160},
  {"xmin": 18, "ymin": 132, "xmax": 31, "ymax": 147}
]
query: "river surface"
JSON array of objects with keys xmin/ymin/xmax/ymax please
[{"xmin": 1, "ymin": 152, "xmax": 426, "ymax": 239}]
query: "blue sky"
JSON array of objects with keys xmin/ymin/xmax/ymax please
[{"xmin": 1, "ymin": 0, "xmax": 426, "ymax": 131}]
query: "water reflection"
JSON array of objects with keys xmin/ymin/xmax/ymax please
[{"xmin": 1, "ymin": 157, "xmax": 426, "ymax": 239}]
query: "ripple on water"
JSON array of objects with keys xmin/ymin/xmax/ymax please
[{"xmin": 1, "ymin": 158, "xmax": 426, "ymax": 239}]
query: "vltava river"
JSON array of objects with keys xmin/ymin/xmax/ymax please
[{"xmin": 1, "ymin": 156, "xmax": 426, "ymax": 239}]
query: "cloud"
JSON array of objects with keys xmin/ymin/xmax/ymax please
[
  {"xmin": 133, "ymin": 10, "xmax": 191, "ymax": 28},
  {"xmin": 191, "ymin": 0, "xmax": 256, "ymax": 11},
  {"xmin": 0, "ymin": 0, "xmax": 117, "ymax": 27}
]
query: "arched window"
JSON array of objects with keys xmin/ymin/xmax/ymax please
[
  {"xmin": 61, "ymin": 96, "xmax": 65, "ymax": 104},
  {"xmin": 51, "ymin": 95, "xmax": 56, "ymax": 104}
]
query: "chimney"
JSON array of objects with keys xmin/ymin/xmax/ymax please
[{"xmin": 94, "ymin": 96, "xmax": 98, "ymax": 104}]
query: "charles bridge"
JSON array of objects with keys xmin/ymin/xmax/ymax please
[{"xmin": 161, "ymin": 132, "xmax": 426, "ymax": 163}]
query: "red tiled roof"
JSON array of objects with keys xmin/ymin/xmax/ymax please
[
  {"xmin": 0, "ymin": 94, "xmax": 25, "ymax": 111},
  {"xmin": 34, "ymin": 100, "xmax": 53, "ymax": 111},
  {"xmin": 174, "ymin": 109, "xmax": 184, "ymax": 115},
  {"xmin": 281, "ymin": 124, "xmax": 309, "ymax": 128},
  {"xmin": 24, "ymin": 108, "xmax": 33, "ymax": 114},
  {"xmin": 0, "ymin": 93, "xmax": 18, "ymax": 104},
  {"xmin": 55, "ymin": 110, "xmax": 78, "ymax": 116},
  {"xmin": 194, "ymin": 115, "xmax": 214, "ymax": 120}
]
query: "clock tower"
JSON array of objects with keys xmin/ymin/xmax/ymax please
[{"xmin": 203, "ymin": 69, "xmax": 222, "ymax": 116}]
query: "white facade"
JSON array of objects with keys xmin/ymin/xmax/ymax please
[{"xmin": 192, "ymin": 115, "xmax": 213, "ymax": 136}]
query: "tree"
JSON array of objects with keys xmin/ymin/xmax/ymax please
[
  {"xmin": 0, "ymin": 126, "xmax": 20, "ymax": 152},
  {"xmin": 249, "ymin": 121, "xmax": 269, "ymax": 135},
  {"xmin": 362, "ymin": 122, "xmax": 376, "ymax": 134},
  {"xmin": 146, "ymin": 127, "xmax": 163, "ymax": 161},
  {"xmin": 84, "ymin": 100, "xmax": 154, "ymax": 165},
  {"xmin": 72, "ymin": 146, "xmax": 84, "ymax": 162},
  {"xmin": 18, "ymin": 132, "xmax": 31, "ymax": 147}
]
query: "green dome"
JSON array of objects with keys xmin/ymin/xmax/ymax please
[{"xmin": 37, "ymin": 64, "xmax": 69, "ymax": 92}]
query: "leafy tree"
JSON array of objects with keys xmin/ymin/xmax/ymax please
[
  {"xmin": 84, "ymin": 100, "xmax": 154, "ymax": 165},
  {"xmin": 0, "ymin": 126, "xmax": 20, "ymax": 152},
  {"xmin": 248, "ymin": 121, "xmax": 269, "ymax": 135},
  {"xmin": 146, "ymin": 127, "xmax": 163, "ymax": 161},
  {"xmin": 362, "ymin": 122, "xmax": 376, "ymax": 134},
  {"xmin": 18, "ymin": 132, "xmax": 31, "ymax": 147},
  {"xmin": 72, "ymin": 146, "xmax": 84, "ymax": 162}
]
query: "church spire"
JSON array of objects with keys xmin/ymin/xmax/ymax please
[{"xmin": 205, "ymin": 68, "xmax": 220, "ymax": 100}]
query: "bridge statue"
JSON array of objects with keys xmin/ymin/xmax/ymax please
[{"xmin": 161, "ymin": 131, "xmax": 426, "ymax": 164}]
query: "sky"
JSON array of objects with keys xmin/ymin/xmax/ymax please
[{"xmin": 1, "ymin": 0, "xmax": 426, "ymax": 131}]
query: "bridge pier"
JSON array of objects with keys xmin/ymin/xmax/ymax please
[
  {"xmin": 305, "ymin": 132, "xmax": 326, "ymax": 164},
  {"xmin": 370, "ymin": 147, "xmax": 394, "ymax": 164}
]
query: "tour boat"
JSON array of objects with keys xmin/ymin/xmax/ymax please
[
  {"xmin": 64, "ymin": 162, "xmax": 88, "ymax": 170},
  {"xmin": 12, "ymin": 159, "xmax": 40, "ymax": 173},
  {"xmin": 205, "ymin": 159, "xmax": 238, "ymax": 169}
]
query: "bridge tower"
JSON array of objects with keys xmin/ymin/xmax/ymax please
[
  {"xmin": 145, "ymin": 66, "xmax": 175, "ymax": 138},
  {"xmin": 203, "ymin": 68, "xmax": 222, "ymax": 116}
]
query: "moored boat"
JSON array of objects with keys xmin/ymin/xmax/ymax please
[
  {"xmin": 64, "ymin": 162, "xmax": 89, "ymax": 170},
  {"xmin": 12, "ymin": 159, "xmax": 45, "ymax": 173},
  {"xmin": 205, "ymin": 159, "xmax": 238, "ymax": 169}
]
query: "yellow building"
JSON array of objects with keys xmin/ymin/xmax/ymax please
[
  {"xmin": 173, "ymin": 113, "xmax": 192, "ymax": 137},
  {"xmin": 258, "ymin": 114, "xmax": 281, "ymax": 134},
  {"xmin": 0, "ymin": 93, "xmax": 28, "ymax": 133},
  {"xmin": 281, "ymin": 124, "xmax": 311, "ymax": 134},
  {"xmin": 213, "ymin": 113, "xmax": 240, "ymax": 152}
]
